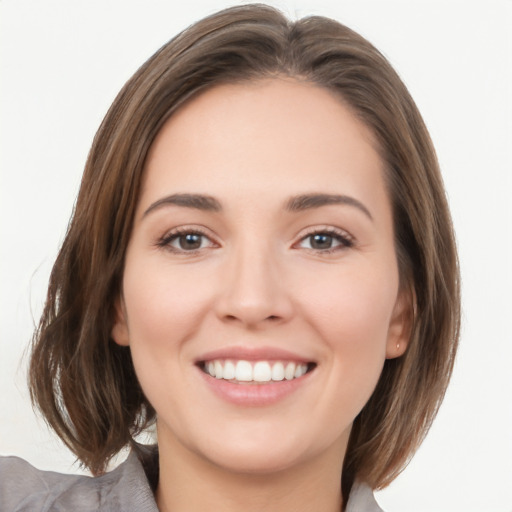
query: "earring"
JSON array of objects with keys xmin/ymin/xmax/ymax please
[{"xmin": 396, "ymin": 342, "xmax": 400, "ymax": 350}]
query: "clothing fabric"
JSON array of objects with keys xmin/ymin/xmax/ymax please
[{"xmin": 0, "ymin": 446, "xmax": 384, "ymax": 511}]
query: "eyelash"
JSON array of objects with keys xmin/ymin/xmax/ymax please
[
  {"xmin": 156, "ymin": 226, "xmax": 217, "ymax": 254},
  {"xmin": 294, "ymin": 227, "xmax": 354, "ymax": 255},
  {"xmin": 156, "ymin": 226, "xmax": 354, "ymax": 255}
]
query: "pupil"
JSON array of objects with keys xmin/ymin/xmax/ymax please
[
  {"xmin": 311, "ymin": 234, "xmax": 332, "ymax": 249},
  {"xmin": 180, "ymin": 234, "xmax": 201, "ymax": 250}
]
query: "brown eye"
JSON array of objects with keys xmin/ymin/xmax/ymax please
[
  {"xmin": 309, "ymin": 234, "xmax": 334, "ymax": 250},
  {"xmin": 176, "ymin": 233, "xmax": 203, "ymax": 250},
  {"xmin": 296, "ymin": 230, "xmax": 353, "ymax": 252},
  {"xmin": 159, "ymin": 230, "xmax": 216, "ymax": 252}
]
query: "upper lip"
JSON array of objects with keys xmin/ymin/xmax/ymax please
[{"xmin": 195, "ymin": 346, "xmax": 314, "ymax": 364}]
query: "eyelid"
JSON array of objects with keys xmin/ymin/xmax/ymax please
[
  {"xmin": 155, "ymin": 225, "xmax": 219, "ymax": 253},
  {"xmin": 292, "ymin": 225, "xmax": 355, "ymax": 253}
]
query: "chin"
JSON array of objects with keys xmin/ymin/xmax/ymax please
[
  {"xmin": 199, "ymin": 442, "xmax": 309, "ymax": 475},
  {"xmin": 186, "ymin": 420, "xmax": 347, "ymax": 476}
]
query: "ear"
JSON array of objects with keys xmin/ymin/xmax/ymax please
[
  {"xmin": 386, "ymin": 287, "xmax": 415, "ymax": 359},
  {"xmin": 111, "ymin": 297, "xmax": 130, "ymax": 346}
]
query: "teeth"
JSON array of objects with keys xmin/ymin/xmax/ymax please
[
  {"xmin": 235, "ymin": 360, "xmax": 252, "ymax": 381},
  {"xmin": 294, "ymin": 364, "xmax": 307, "ymax": 378},
  {"xmin": 271, "ymin": 362, "xmax": 285, "ymax": 381},
  {"xmin": 223, "ymin": 360, "xmax": 236, "ymax": 380},
  {"xmin": 204, "ymin": 359, "xmax": 309, "ymax": 382},
  {"xmin": 284, "ymin": 362, "xmax": 295, "ymax": 380},
  {"xmin": 253, "ymin": 361, "xmax": 271, "ymax": 382}
]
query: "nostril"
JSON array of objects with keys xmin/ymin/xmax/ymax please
[{"xmin": 222, "ymin": 314, "xmax": 282, "ymax": 324}]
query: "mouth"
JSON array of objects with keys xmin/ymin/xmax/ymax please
[{"xmin": 198, "ymin": 359, "xmax": 317, "ymax": 384}]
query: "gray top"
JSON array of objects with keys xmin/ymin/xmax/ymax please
[{"xmin": 0, "ymin": 446, "xmax": 384, "ymax": 511}]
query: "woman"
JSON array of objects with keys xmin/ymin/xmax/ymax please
[{"xmin": 0, "ymin": 4, "xmax": 459, "ymax": 511}]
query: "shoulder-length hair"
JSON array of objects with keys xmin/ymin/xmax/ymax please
[{"xmin": 29, "ymin": 3, "xmax": 460, "ymax": 501}]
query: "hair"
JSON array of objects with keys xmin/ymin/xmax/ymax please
[{"xmin": 29, "ymin": 2, "xmax": 460, "ymax": 503}]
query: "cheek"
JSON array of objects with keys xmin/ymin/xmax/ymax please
[
  {"xmin": 297, "ymin": 261, "xmax": 398, "ymax": 393},
  {"xmin": 122, "ymin": 259, "xmax": 215, "ymax": 349},
  {"xmin": 120, "ymin": 259, "xmax": 214, "ymax": 421},
  {"xmin": 302, "ymin": 263, "xmax": 398, "ymax": 344}
]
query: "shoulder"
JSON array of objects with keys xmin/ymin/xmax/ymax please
[
  {"xmin": 1, "ymin": 450, "xmax": 383, "ymax": 512},
  {"xmin": 0, "ymin": 449, "xmax": 158, "ymax": 512},
  {"xmin": 346, "ymin": 481, "xmax": 386, "ymax": 512}
]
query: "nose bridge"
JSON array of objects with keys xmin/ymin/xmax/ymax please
[{"xmin": 217, "ymin": 234, "xmax": 292, "ymax": 326}]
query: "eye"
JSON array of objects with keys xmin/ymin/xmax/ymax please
[
  {"xmin": 296, "ymin": 229, "xmax": 353, "ymax": 253},
  {"xmin": 157, "ymin": 228, "xmax": 217, "ymax": 253},
  {"xmin": 171, "ymin": 233, "xmax": 208, "ymax": 251}
]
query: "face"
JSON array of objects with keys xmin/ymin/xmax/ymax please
[{"xmin": 112, "ymin": 78, "xmax": 409, "ymax": 475}]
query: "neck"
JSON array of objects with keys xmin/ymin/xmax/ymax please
[{"xmin": 155, "ymin": 429, "xmax": 346, "ymax": 512}]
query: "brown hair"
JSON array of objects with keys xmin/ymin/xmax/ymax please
[{"xmin": 29, "ymin": 2, "xmax": 460, "ymax": 500}]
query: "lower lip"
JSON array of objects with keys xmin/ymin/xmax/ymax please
[{"xmin": 197, "ymin": 368, "xmax": 312, "ymax": 407}]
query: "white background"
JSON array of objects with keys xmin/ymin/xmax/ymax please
[{"xmin": 1, "ymin": 1, "xmax": 511, "ymax": 511}]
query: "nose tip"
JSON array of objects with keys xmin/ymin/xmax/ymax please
[
  {"xmin": 215, "ymin": 248, "xmax": 293, "ymax": 328},
  {"xmin": 223, "ymin": 308, "xmax": 283, "ymax": 327}
]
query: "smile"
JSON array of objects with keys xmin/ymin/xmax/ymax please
[
  {"xmin": 196, "ymin": 350, "xmax": 317, "ymax": 405},
  {"xmin": 201, "ymin": 359, "xmax": 312, "ymax": 383}
]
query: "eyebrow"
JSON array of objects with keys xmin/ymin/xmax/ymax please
[
  {"xmin": 143, "ymin": 192, "xmax": 372, "ymax": 221},
  {"xmin": 285, "ymin": 193, "xmax": 373, "ymax": 220},
  {"xmin": 143, "ymin": 193, "xmax": 222, "ymax": 217}
]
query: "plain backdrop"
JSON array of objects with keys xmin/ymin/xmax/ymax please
[{"xmin": 1, "ymin": 1, "xmax": 511, "ymax": 511}]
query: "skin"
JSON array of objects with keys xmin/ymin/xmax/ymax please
[{"xmin": 112, "ymin": 78, "xmax": 410, "ymax": 512}]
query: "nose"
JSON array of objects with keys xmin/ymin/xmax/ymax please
[{"xmin": 214, "ymin": 241, "xmax": 294, "ymax": 328}]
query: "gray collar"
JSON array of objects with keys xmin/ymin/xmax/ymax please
[
  {"xmin": 133, "ymin": 445, "xmax": 384, "ymax": 512},
  {"xmin": 0, "ymin": 445, "xmax": 384, "ymax": 512}
]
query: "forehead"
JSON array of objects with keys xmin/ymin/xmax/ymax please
[{"xmin": 141, "ymin": 78, "xmax": 388, "ymax": 213}]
